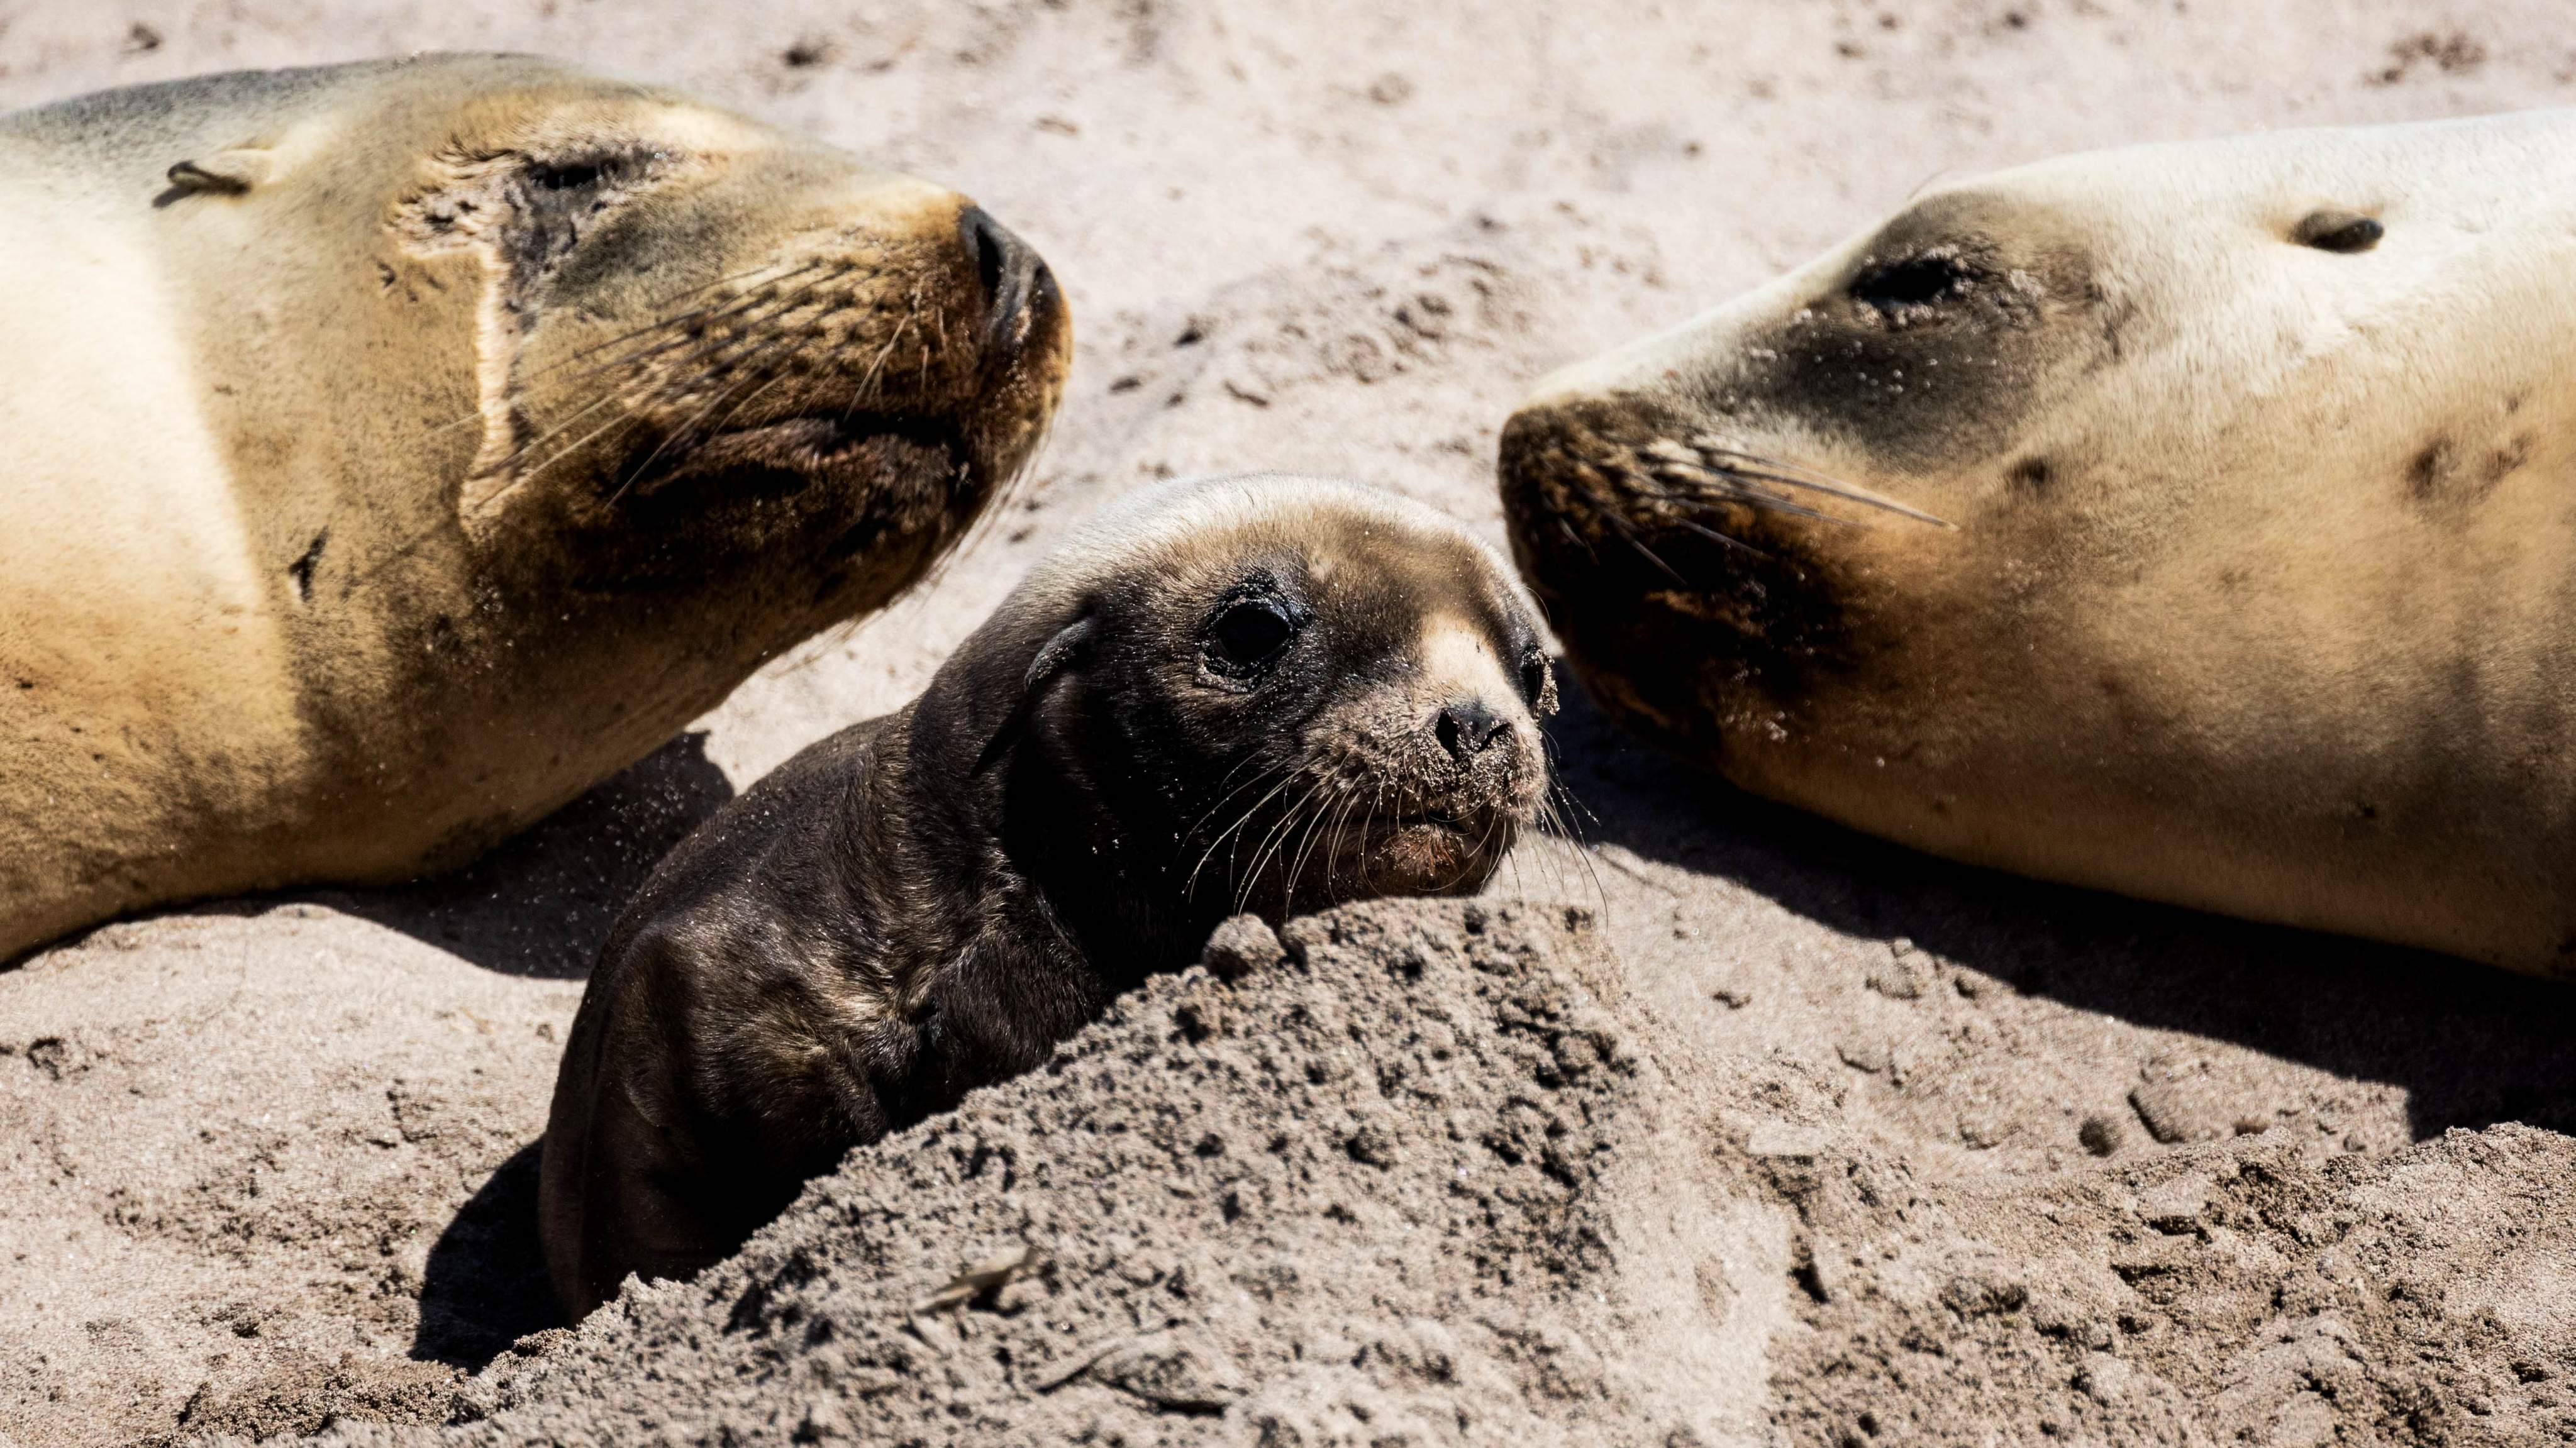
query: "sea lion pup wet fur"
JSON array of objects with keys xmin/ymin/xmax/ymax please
[
  {"xmin": 0, "ymin": 55, "xmax": 1067, "ymax": 961},
  {"xmin": 540, "ymin": 474, "xmax": 1556, "ymax": 1317}
]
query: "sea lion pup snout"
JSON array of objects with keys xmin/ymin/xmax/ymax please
[
  {"xmin": 540, "ymin": 473, "xmax": 1553, "ymax": 1318},
  {"xmin": 970, "ymin": 473, "xmax": 1558, "ymax": 914}
]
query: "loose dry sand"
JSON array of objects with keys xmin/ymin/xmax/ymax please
[{"xmin": 3, "ymin": 2, "xmax": 2574, "ymax": 1445}]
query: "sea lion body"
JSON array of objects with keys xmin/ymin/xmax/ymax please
[
  {"xmin": 541, "ymin": 475, "xmax": 1555, "ymax": 1316},
  {"xmin": 0, "ymin": 57, "xmax": 1068, "ymax": 960},
  {"xmin": 1501, "ymin": 110, "xmax": 2576, "ymax": 976}
]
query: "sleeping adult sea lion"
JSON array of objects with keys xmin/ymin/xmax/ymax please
[
  {"xmin": 540, "ymin": 474, "xmax": 1557, "ymax": 1317},
  {"xmin": 0, "ymin": 55, "xmax": 1069, "ymax": 961},
  {"xmin": 1501, "ymin": 111, "xmax": 2576, "ymax": 976}
]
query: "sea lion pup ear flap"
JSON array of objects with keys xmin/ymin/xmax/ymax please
[{"xmin": 972, "ymin": 609, "xmax": 1096, "ymax": 774}]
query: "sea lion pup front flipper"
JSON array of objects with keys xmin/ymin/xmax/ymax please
[
  {"xmin": 1499, "ymin": 109, "xmax": 2576, "ymax": 975},
  {"xmin": 540, "ymin": 473, "xmax": 1559, "ymax": 1318},
  {"xmin": 0, "ymin": 55, "xmax": 1070, "ymax": 962}
]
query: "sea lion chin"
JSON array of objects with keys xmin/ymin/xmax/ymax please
[
  {"xmin": 0, "ymin": 55, "xmax": 1070, "ymax": 962},
  {"xmin": 1502, "ymin": 109, "xmax": 2576, "ymax": 976},
  {"xmin": 538, "ymin": 473, "xmax": 1555, "ymax": 1318}
]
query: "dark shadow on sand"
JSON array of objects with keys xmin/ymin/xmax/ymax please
[
  {"xmin": 1541, "ymin": 675, "xmax": 2576, "ymax": 1143},
  {"xmin": 414, "ymin": 1139, "xmax": 560, "ymax": 1368},
  {"xmin": 318, "ymin": 731, "xmax": 736, "ymax": 979}
]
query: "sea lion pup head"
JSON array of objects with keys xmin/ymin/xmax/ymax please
[
  {"xmin": 925, "ymin": 473, "xmax": 1555, "ymax": 949},
  {"xmin": 1499, "ymin": 111, "xmax": 2576, "ymax": 968}
]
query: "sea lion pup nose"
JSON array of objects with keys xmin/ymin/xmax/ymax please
[
  {"xmin": 0, "ymin": 54, "xmax": 1072, "ymax": 963},
  {"xmin": 538, "ymin": 473, "xmax": 1555, "ymax": 1317}
]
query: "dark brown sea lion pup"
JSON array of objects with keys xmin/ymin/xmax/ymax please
[
  {"xmin": 539, "ymin": 474, "xmax": 1557, "ymax": 1316},
  {"xmin": 0, "ymin": 55, "xmax": 1068, "ymax": 961}
]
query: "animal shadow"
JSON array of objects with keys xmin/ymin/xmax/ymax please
[
  {"xmin": 1543, "ymin": 675, "xmax": 2576, "ymax": 1142},
  {"xmin": 321, "ymin": 731, "xmax": 735, "ymax": 979},
  {"xmin": 413, "ymin": 1139, "xmax": 559, "ymax": 1368}
]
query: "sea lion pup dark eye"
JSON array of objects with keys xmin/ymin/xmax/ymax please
[{"xmin": 538, "ymin": 473, "xmax": 1556, "ymax": 1318}]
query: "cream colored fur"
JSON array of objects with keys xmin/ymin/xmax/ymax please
[
  {"xmin": 1521, "ymin": 111, "xmax": 2576, "ymax": 974},
  {"xmin": 0, "ymin": 57, "xmax": 1061, "ymax": 960}
]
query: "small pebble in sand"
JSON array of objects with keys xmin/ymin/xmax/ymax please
[
  {"xmin": 2128, "ymin": 1073, "xmax": 2239, "ymax": 1145},
  {"xmin": 1836, "ymin": 1037, "xmax": 1891, "ymax": 1074},
  {"xmin": 1866, "ymin": 939, "xmax": 1933, "ymax": 1000},
  {"xmin": 2136, "ymin": 1176, "xmax": 2212, "ymax": 1232},
  {"xmin": 1957, "ymin": 1113, "xmax": 2012, "ymax": 1149},
  {"xmin": 2077, "ymin": 1114, "xmax": 2124, "ymax": 1156},
  {"xmin": 1201, "ymin": 915, "xmax": 1287, "ymax": 980},
  {"xmin": 1952, "ymin": 969, "xmax": 2005, "ymax": 1000}
]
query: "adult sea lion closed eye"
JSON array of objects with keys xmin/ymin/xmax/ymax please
[
  {"xmin": 539, "ymin": 474, "xmax": 1556, "ymax": 1317},
  {"xmin": 1502, "ymin": 111, "xmax": 2576, "ymax": 977},
  {"xmin": 0, "ymin": 55, "xmax": 1069, "ymax": 961}
]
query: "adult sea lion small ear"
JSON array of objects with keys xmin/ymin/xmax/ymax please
[
  {"xmin": 159, "ymin": 148, "xmax": 275, "ymax": 202},
  {"xmin": 973, "ymin": 614, "xmax": 1096, "ymax": 774}
]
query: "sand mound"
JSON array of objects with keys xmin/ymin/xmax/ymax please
[
  {"xmin": 245, "ymin": 899, "xmax": 2565, "ymax": 1447},
  {"xmin": 350, "ymin": 902, "xmax": 1753, "ymax": 1447}
]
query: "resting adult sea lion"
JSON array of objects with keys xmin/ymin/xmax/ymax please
[
  {"xmin": 1501, "ymin": 111, "xmax": 2576, "ymax": 977},
  {"xmin": 0, "ymin": 55, "xmax": 1069, "ymax": 962},
  {"xmin": 540, "ymin": 474, "xmax": 1555, "ymax": 1317}
]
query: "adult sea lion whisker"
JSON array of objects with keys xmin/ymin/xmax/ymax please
[
  {"xmin": 602, "ymin": 368, "xmax": 795, "ymax": 508},
  {"xmin": 518, "ymin": 257, "xmax": 830, "ymax": 385},
  {"xmin": 428, "ymin": 260, "xmax": 831, "ymax": 436},
  {"xmin": 1563, "ymin": 481, "xmax": 1689, "ymax": 582},
  {"xmin": 484, "ymin": 270, "xmax": 847, "ymax": 487},
  {"xmin": 1670, "ymin": 436, "xmax": 1952, "ymax": 526},
  {"xmin": 601, "ymin": 367, "xmax": 779, "ymax": 504},
  {"xmin": 531, "ymin": 267, "xmax": 845, "ymax": 406}
]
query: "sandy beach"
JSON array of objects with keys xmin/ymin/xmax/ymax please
[{"xmin": 2, "ymin": 1, "xmax": 2573, "ymax": 1442}]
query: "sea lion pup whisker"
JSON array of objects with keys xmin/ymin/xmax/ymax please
[
  {"xmin": 539, "ymin": 472, "xmax": 1558, "ymax": 1318},
  {"xmin": 1178, "ymin": 758, "xmax": 1301, "ymax": 897}
]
